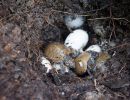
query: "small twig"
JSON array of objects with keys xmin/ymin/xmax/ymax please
[
  {"xmin": 109, "ymin": 5, "xmax": 116, "ymax": 41},
  {"xmin": 43, "ymin": 11, "xmax": 56, "ymax": 27},
  {"xmin": 87, "ymin": 17, "xmax": 130, "ymax": 23},
  {"xmin": 106, "ymin": 43, "xmax": 128, "ymax": 51},
  {"xmin": 51, "ymin": 9, "xmax": 91, "ymax": 16},
  {"xmin": 86, "ymin": 4, "xmax": 111, "ymax": 13},
  {"xmin": 119, "ymin": 63, "xmax": 127, "ymax": 73},
  {"xmin": 0, "ymin": 10, "xmax": 30, "ymax": 22}
]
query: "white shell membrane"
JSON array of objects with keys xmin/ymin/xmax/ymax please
[
  {"xmin": 86, "ymin": 45, "xmax": 101, "ymax": 53},
  {"xmin": 65, "ymin": 15, "xmax": 85, "ymax": 29}
]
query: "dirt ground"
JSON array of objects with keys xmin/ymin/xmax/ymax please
[{"xmin": 0, "ymin": 0, "xmax": 130, "ymax": 100}]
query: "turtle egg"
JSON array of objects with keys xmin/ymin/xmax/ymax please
[
  {"xmin": 64, "ymin": 15, "xmax": 85, "ymax": 29},
  {"xmin": 41, "ymin": 57, "xmax": 52, "ymax": 73},
  {"xmin": 86, "ymin": 45, "xmax": 101, "ymax": 53},
  {"xmin": 64, "ymin": 29, "xmax": 89, "ymax": 52}
]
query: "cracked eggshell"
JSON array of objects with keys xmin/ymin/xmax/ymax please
[
  {"xmin": 86, "ymin": 45, "xmax": 101, "ymax": 53},
  {"xmin": 64, "ymin": 29, "xmax": 89, "ymax": 52},
  {"xmin": 53, "ymin": 63, "xmax": 61, "ymax": 71},
  {"xmin": 53, "ymin": 63, "xmax": 69, "ymax": 73},
  {"xmin": 74, "ymin": 52, "xmax": 91, "ymax": 75},
  {"xmin": 64, "ymin": 15, "xmax": 85, "ymax": 29},
  {"xmin": 41, "ymin": 57, "xmax": 52, "ymax": 73}
]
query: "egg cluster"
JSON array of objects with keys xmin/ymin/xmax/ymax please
[{"xmin": 41, "ymin": 15, "xmax": 110, "ymax": 75}]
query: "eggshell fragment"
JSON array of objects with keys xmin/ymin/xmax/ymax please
[
  {"xmin": 41, "ymin": 57, "xmax": 52, "ymax": 73},
  {"xmin": 64, "ymin": 15, "xmax": 85, "ymax": 29},
  {"xmin": 86, "ymin": 45, "xmax": 101, "ymax": 53}
]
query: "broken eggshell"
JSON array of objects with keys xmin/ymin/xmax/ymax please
[
  {"xmin": 41, "ymin": 57, "xmax": 52, "ymax": 73},
  {"xmin": 64, "ymin": 15, "xmax": 85, "ymax": 30},
  {"xmin": 64, "ymin": 29, "xmax": 89, "ymax": 53},
  {"xmin": 86, "ymin": 44, "xmax": 102, "ymax": 53},
  {"xmin": 53, "ymin": 63, "xmax": 69, "ymax": 73},
  {"xmin": 84, "ymin": 45, "xmax": 102, "ymax": 72},
  {"xmin": 86, "ymin": 44, "xmax": 102, "ymax": 60},
  {"xmin": 41, "ymin": 57, "xmax": 70, "ymax": 74}
]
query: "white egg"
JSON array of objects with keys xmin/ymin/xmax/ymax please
[
  {"xmin": 41, "ymin": 57, "xmax": 52, "ymax": 73},
  {"xmin": 64, "ymin": 29, "xmax": 89, "ymax": 52},
  {"xmin": 64, "ymin": 15, "xmax": 85, "ymax": 29},
  {"xmin": 86, "ymin": 45, "xmax": 101, "ymax": 53}
]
